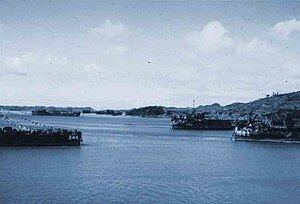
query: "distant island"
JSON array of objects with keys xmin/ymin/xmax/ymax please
[
  {"xmin": 91, "ymin": 91, "xmax": 300, "ymax": 121},
  {"xmin": 1, "ymin": 91, "xmax": 299, "ymax": 120},
  {"xmin": 0, "ymin": 105, "xmax": 93, "ymax": 113}
]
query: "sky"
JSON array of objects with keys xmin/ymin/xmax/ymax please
[{"xmin": 0, "ymin": 0, "xmax": 299, "ymax": 109}]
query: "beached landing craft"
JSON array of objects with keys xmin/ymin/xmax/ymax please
[
  {"xmin": 0, "ymin": 127, "xmax": 82, "ymax": 146},
  {"xmin": 32, "ymin": 109, "xmax": 81, "ymax": 117},
  {"xmin": 171, "ymin": 113, "xmax": 233, "ymax": 130},
  {"xmin": 232, "ymin": 126, "xmax": 300, "ymax": 142},
  {"xmin": 0, "ymin": 113, "xmax": 83, "ymax": 146},
  {"xmin": 232, "ymin": 110, "xmax": 300, "ymax": 142}
]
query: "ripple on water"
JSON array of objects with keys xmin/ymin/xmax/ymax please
[{"xmin": 0, "ymin": 115, "xmax": 299, "ymax": 203}]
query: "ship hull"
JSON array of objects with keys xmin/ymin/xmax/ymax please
[
  {"xmin": 32, "ymin": 112, "xmax": 81, "ymax": 117},
  {"xmin": 232, "ymin": 129, "xmax": 300, "ymax": 142},
  {"xmin": 172, "ymin": 120, "xmax": 233, "ymax": 130},
  {"xmin": 0, "ymin": 128, "xmax": 82, "ymax": 146},
  {"xmin": 0, "ymin": 142, "xmax": 81, "ymax": 146}
]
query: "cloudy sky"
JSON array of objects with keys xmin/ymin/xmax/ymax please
[{"xmin": 0, "ymin": 0, "xmax": 299, "ymax": 109}]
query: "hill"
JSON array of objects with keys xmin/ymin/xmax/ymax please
[{"xmin": 192, "ymin": 91, "xmax": 300, "ymax": 120}]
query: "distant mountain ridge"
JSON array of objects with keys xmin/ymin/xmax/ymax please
[
  {"xmin": 192, "ymin": 91, "xmax": 300, "ymax": 120},
  {"xmin": 0, "ymin": 91, "xmax": 299, "ymax": 119},
  {"xmin": 0, "ymin": 105, "xmax": 94, "ymax": 112}
]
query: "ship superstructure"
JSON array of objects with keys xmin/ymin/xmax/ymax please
[{"xmin": 0, "ymin": 112, "xmax": 83, "ymax": 146}]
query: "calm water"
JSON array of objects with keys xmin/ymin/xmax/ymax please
[{"xmin": 0, "ymin": 114, "xmax": 299, "ymax": 203}]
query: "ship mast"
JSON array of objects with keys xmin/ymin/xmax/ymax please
[{"xmin": 192, "ymin": 99, "xmax": 196, "ymax": 114}]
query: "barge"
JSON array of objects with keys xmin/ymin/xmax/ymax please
[
  {"xmin": 232, "ymin": 110, "xmax": 300, "ymax": 142},
  {"xmin": 232, "ymin": 126, "xmax": 300, "ymax": 142},
  {"xmin": 32, "ymin": 109, "xmax": 81, "ymax": 117},
  {"xmin": 171, "ymin": 113, "xmax": 233, "ymax": 130},
  {"xmin": 0, "ymin": 126, "xmax": 82, "ymax": 146}
]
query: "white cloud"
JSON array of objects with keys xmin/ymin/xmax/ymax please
[
  {"xmin": 0, "ymin": 22, "xmax": 5, "ymax": 30},
  {"xmin": 0, "ymin": 52, "xmax": 70, "ymax": 76},
  {"xmin": 89, "ymin": 19, "xmax": 127, "ymax": 37},
  {"xmin": 106, "ymin": 44, "xmax": 127, "ymax": 56},
  {"xmin": 84, "ymin": 63, "xmax": 98, "ymax": 71},
  {"xmin": 177, "ymin": 19, "xmax": 300, "ymax": 104},
  {"xmin": 84, "ymin": 63, "xmax": 100, "ymax": 75},
  {"xmin": 1, "ymin": 17, "xmax": 299, "ymax": 107},
  {"xmin": 83, "ymin": 62, "xmax": 117, "ymax": 79},
  {"xmin": 2, "ymin": 56, "xmax": 27, "ymax": 75},
  {"xmin": 271, "ymin": 19, "xmax": 300, "ymax": 39},
  {"xmin": 185, "ymin": 21, "xmax": 233, "ymax": 53},
  {"xmin": 236, "ymin": 37, "xmax": 276, "ymax": 58},
  {"xmin": 236, "ymin": 19, "xmax": 300, "ymax": 58},
  {"xmin": 21, "ymin": 52, "xmax": 36, "ymax": 64},
  {"xmin": 4, "ymin": 56, "xmax": 22, "ymax": 68},
  {"xmin": 43, "ymin": 53, "xmax": 69, "ymax": 66}
]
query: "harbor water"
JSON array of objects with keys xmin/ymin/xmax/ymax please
[{"xmin": 0, "ymin": 114, "xmax": 299, "ymax": 203}]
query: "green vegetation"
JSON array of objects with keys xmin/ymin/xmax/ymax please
[{"xmin": 126, "ymin": 106, "xmax": 166, "ymax": 117}]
